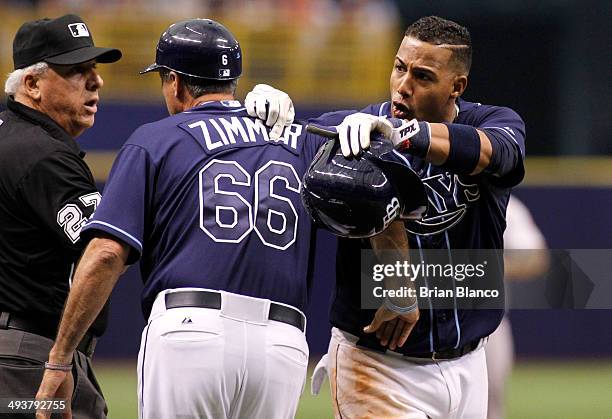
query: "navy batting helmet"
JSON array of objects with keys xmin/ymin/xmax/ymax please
[
  {"xmin": 301, "ymin": 132, "xmax": 427, "ymax": 238},
  {"xmin": 140, "ymin": 19, "xmax": 241, "ymax": 80}
]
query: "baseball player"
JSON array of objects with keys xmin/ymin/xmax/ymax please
[
  {"xmin": 249, "ymin": 16, "xmax": 526, "ymax": 419},
  {"xmin": 34, "ymin": 18, "xmax": 387, "ymax": 419}
]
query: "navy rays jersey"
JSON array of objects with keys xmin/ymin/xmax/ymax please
[
  {"xmin": 312, "ymin": 97, "xmax": 526, "ymax": 355},
  {"xmin": 82, "ymin": 101, "xmax": 326, "ymax": 318}
]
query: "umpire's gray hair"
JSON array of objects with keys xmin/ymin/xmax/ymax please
[{"xmin": 4, "ymin": 62, "xmax": 49, "ymax": 95}]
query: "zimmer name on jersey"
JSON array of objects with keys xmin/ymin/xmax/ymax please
[{"xmin": 184, "ymin": 108, "xmax": 304, "ymax": 153}]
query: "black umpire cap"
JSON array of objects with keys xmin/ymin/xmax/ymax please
[{"xmin": 12, "ymin": 14, "xmax": 122, "ymax": 70}]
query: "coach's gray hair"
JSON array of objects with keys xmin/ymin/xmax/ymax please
[{"xmin": 4, "ymin": 62, "xmax": 49, "ymax": 95}]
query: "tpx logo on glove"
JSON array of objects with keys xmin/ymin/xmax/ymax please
[
  {"xmin": 398, "ymin": 120, "xmax": 419, "ymax": 137},
  {"xmin": 394, "ymin": 119, "xmax": 420, "ymax": 151}
]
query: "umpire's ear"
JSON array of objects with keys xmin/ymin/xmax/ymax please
[{"xmin": 22, "ymin": 71, "xmax": 43, "ymax": 101}]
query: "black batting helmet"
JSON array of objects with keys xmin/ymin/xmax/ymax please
[
  {"xmin": 140, "ymin": 19, "xmax": 241, "ymax": 80},
  {"xmin": 301, "ymin": 134, "xmax": 427, "ymax": 238}
]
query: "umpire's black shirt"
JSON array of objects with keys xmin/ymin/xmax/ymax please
[{"xmin": 0, "ymin": 96, "xmax": 107, "ymax": 336}]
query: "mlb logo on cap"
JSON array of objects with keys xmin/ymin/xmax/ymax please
[
  {"xmin": 219, "ymin": 69, "xmax": 230, "ymax": 77},
  {"xmin": 68, "ymin": 23, "xmax": 90, "ymax": 37},
  {"xmin": 12, "ymin": 14, "xmax": 121, "ymax": 69}
]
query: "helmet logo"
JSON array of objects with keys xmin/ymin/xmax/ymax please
[
  {"xmin": 383, "ymin": 197, "xmax": 401, "ymax": 229},
  {"xmin": 219, "ymin": 69, "xmax": 230, "ymax": 77}
]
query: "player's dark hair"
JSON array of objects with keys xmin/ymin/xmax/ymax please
[
  {"xmin": 404, "ymin": 16, "xmax": 472, "ymax": 74},
  {"xmin": 159, "ymin": 68, "xmax": 237, "ymax": 98}
]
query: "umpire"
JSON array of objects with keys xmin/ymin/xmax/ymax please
[{"xmin": 0, "ymin": 15, "xmax": 120, "ymax": 418}]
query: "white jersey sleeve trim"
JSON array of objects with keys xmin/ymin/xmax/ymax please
[{"xmin": 84, "ymin": 220, "xmax": 143, "ymax": 252}]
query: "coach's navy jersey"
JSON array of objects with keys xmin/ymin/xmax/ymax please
[
  {"xmin": 312, "ymin": 98, "xmax": 526, "ymax": 354},
  {"xmin": 82, "ymin": 101, "xmax": 327, "ymax": 318}
]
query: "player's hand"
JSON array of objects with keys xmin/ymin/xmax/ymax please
[
  {"xmin": 363, "ymin": 304, "xmax": 420, "ymax": 351},
  {"xmin": 35, "ymin": 368, "xmax": 73, "ymax": 419},
  {"xmin": 336, "ymin": 115, "xmax": 428, "ymax": 158},
  {"xmin": 245, "ymin": 84, "xmax": 295, "ymax": 140},
  {"xmin": 310, "ymin": 354, "xmax": 329, "ymax": 396},
  {"xmin": 336, "ymin": 113, "xmax": 394, "ymax": 157}
]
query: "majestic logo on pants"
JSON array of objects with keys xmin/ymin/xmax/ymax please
[{"xmin": 406, "ymin": 172, "xmax": 479, "ymax": 235}]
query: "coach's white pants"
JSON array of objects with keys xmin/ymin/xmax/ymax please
[
  {"xmin": 327, "ymin": 327, "xmax": 488, "ymax": 419},
  {"xmin": 137, "ymin": 288, "xmax": 309, "ymax": 419}
]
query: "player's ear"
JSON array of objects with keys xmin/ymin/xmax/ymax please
[{"xmin": 451, "ymin": 74, "xmax": 467, "ymax": 99}]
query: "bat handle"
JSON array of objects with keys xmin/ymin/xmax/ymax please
[{"xmin": 306, "ymin": 124, "xmax": 339, "ymax": 139}]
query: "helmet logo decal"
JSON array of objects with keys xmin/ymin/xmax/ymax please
[{"xmin": 383, "ymin": 197, "xmax": 401, "ymax": 229}]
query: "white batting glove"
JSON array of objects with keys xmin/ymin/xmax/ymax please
[
  {"xmin": 337, "ymin": 115, "xmax": 428, "ymax": 158},
  {"xmin": 310, "ymin": 354, "xmax": 329, "ymax": 395},
  {"xmin": 245, "ymin": 84, "xmax": 295, "ymax": 140},
  {"xmin": 336, "ymin": 113, "xmax": 394, "ymax": 157}
]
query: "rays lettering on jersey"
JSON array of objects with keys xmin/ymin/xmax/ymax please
[
  {"xmin": 186, "ymin": 117, "xmax": 303, "ymax": 153},
  {"xmin": 406, "ymin": 172, "xmax": 479, "ymax": 236}
]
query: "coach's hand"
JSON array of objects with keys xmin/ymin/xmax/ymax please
[
  {"xmin": 363, "ymin": 304, "xmax": 420, "ymax": 351},
  {"xmin": 35, "ymin": 367, "xmax": 73, "ymax": 419},
  {"xmin": 245, "ymin": 84, "xmax": 295, "ymax": 140}
]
